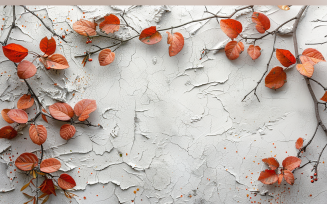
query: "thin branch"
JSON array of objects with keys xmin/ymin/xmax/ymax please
[
  {"xmin": 312, "ymin": 143, "xmax": 327, "ymax": 178},
  {"xmin": 120, "ymin": 12, "xmax": 139, "ymax": 34},
  {"xmin": 297, "ymin": 122, "xmax": 320, "ymax": 157},
  {"xmin": 1, "ymin": 6, "xmax": 16, "ymax": 45},
  {"xmin": 306, "ymin": 41, "xmax": 327, "ymax": 45},
  {"xmin": 309, "ymin": 78, "xmax": 327, "ymax": 90}
]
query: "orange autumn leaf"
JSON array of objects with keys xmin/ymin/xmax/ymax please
[
  {"xmin": 17, "ymin": 94, "xmax": 34, "ymax": 109},
  {"xmin": 99, "ymin": 14, "xmax": 120, "ymax": 34},
  {"xmin": 17, "ymin": 60, "xmax": 37, "ymax": 79},
  {"xmin": 278, "ymin": 173, "xmax": 283, "ymax": 185},
  {"xmin": 7, "ymin": 109, "xmax": 28, "ymax": 123},
  {"xmin": 276, "ymin": 49, "xmax": 296, "ymax": 67},
  {"xmin": 282, "ymin": 156, "xmax": 301, "ymax": 171},
  {"xmin": 40, "ymin": 37, "xmax": 56, "ymax": 56},
  {"xmin": 2, "ymin": 43, "xmax": 28, "ymax": 63},
  {"xmin": 1, "ymin": 109, "xmax": 15, "ymax": 124},
  {"xmin": 139, "ymin": 26, "xmax": 162, "ymax": 45},
  {"xmin": 49, "ymin": 102, "xmax": 74, "ymax": 121},
  {"xmin": 252, "ymin": 12, "xmax": 270, "ymax": 34},
  {"xmin": 265, "ymin": 66, "xmax": 287, "ymax": 89},
  {"xmin": 60, "ymin": 124, "xmax": 76, "ymax": 140},
  {"xmin": 300, "ymin": 48, "xmax": 326, "ymax": 66},
  {"xmin": 58, "ymin": 174, "xmax": 76, "ymax": 190},
  {"xmin": 39, "ymin": 179, "xmax": 56, "ymax": 196},
  {"xmin": 283, "ymin": 170, "xmax": 294, "ymax": 185},
  {"xmin": 321, "ymin": 91, "xmax": 327, "ymax": 102},
  {"xmin": 166, "ymin": 31, "xmax": 184, "ymax": 57},
  {"xmin": 74, "ymin": 99, "xmax": 97, "ymax": 121},
  {"xmin": 29, "ymin": 124, "xmax": 47, "ymax": 145},
  {"xmin": 15, "ymin": 153, "xmax": 38, "ymax": 171},
  {"xmin": 278, "ymin": 5, "xmax": 290, "ymax": 10},
  {"xmin": 40, "ymin": 158, "xmax": 61, "ymax": 173},
  {"xmin": 225, "ymin": 41, "xmax": 244, "ymax": 60},
  {"xmin": 40, "ymin": 54, "xmax": 69, "ymax": 70},
  {"xmin": 296, "ymin": 62, "xmax": 314, "ymax": 78},
  {"xmin": 295, "ymin": 137, "xmax": 304, "ymax": 149},
  {"xmin": 98, "ymin": 49, "xmax": 115, "ymax": 66},
  {"xmin": 258, "ymin": 169, "xmax": 278, "ymax": 184},
  {"xmin": 262, "ymin": 157, "xmax": 280, "ymax": 170},
  {"xmin": 247, "ymin": 45, "xmax": 261, "ymax": 60},
  {"xmin": 41, "ymin": 108, "xmax": 48, "ymax": 123},
  {"xmin": 220, "ymin": 19, "xmax": 242, "ymax": 39},
  {"xmin": 0, "ymin": 126, "xmax": 17, "ymax": 139},
  {"xmin": 73, "ymin": 19, "xmax": 97, "ymax": 37}
]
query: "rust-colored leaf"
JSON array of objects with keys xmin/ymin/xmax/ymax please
[
  {"xmin": 262, "ymin": 157, "xmax": 280, "ymax": 170},
  {"xmin": 7, "ymin": 109, "xmax": 28, "ymax": 123},
  {"xmin": 295, "ymin": 137, "xmax": 304, "ymax": 149},
  {"xmin": 73, "ymin": 19, "xmax": 97, "ymax": 37},
  {"xmin": 283, "ymin": 170, "xmax": 294, "ymax": 185},
  {"xmin": 2, "ymin": 43, "xmax": 28, "ymax": 63},
  {"xmin": 99, "ymin": 14, "xmax": 120, "ymax": 34},
  {"xmin": 139, "ymin": 26, "xmax": 162, "ymax": 45},
  {"xmin": 247, "ymin": 45, "xmax": 261, "ymax": 60},
  {"xmin": 276, "ymin": 49, "xmax": 296, "ymax": 67},
  {"xmin": 49, "ymin": 102, "xmax": 74, "ymax": 121},
  {"xmin": 0, "ymin": 126, "xmax": 17, "ymax": 139},
  {"xmin": 40, "ymin": 37, "xmax": 56, "ymax": 56},
  {"xmin": 60, "ymin": 124, "xmax": 76, "ymax": 140},
  {"xmin": 29, "ymin": 124, "xmax": 47, "ymax": 145},
  {"xmin": 225, "ymin": 41, "xmax": 244, "ymax": 60},
  {"xmin": 41, "ymin": 108, "xmax": 48, "ymax": 123},
  {"xmin": 300, "ymin": 48, "xmax": 326, "ymax": 66},
  {"xmin": 1, "ymin": 109, "xmax": 15, "ymax": 124},
  {"xmin": 166, "ymin": 31, "xmax": 184, "ymax": 57},
  {"xmin": 40, "ymin": 158, "xmax": 61, "ymax": 173},
  {"xmin": 321, "ymin": 91, "xmax": 327, "ymax": 102},
  {"xmin": 252, "ymin": 12, "xmax": 270, "ymax": 34},
  {"xmin": 220, "ymin": 19, "xmax": 242, "ymax": 39},
  {"xmin": 15, "ymin": 153, "xmax": 38, "ymax": 171},
  {"xmin": 39, "ymin": 179, "xmax": 56, "ymax": 196},
  {"xmin": 296, "ymin": 62, "xmax": 314, "ymax": 78},
  {"xmin": 282, "ymin": 156, "xmax": 301, "ymax": 171},
  {"xmin": 278, "ymin": 5, "xmax": 290, "ymax": 10},
  {"xmin": 17, "ymin": 94, "xmax": 35, "ymax": 109},
  {"xmin": 98, "ymin": 49, "xmax": 115, "ymax": 66},
  {"xmin": 21, "ymin": 182, "xmax": 31, "ymax": 191},
  {"xmin": 74, "ymin": 99, "xmax": 97, "ymax": 121},
  {"xmin": 278, "ymin": 173, "xmax": 283, "ymax": 185},
  {"xmin": 41, "ymin": 195, "xmax": 50, "ymax": 204},
  {"xmin": 265, "ymin": 66, "xmax": 287, "ymax": 89},
  {"xmin": 58, "ymin": 174, "xmax": 76, "ymax": 190},
  {"xmin": 258, "ymin": 169, "xmax": 278, "ymax": 184},
  {"xmin": 40, "ymin": 54, "xmax": 69, "ymax": 70},
  {"xmin": 17, "ymin": 60, "xmax": 37, "ymax": 79}
]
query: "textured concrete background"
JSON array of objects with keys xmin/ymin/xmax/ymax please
[{"xmin": 0, "ymin": 5, "xmax": 327, "ymax": 204}]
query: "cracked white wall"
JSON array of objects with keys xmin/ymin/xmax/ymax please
[{"xmin": 1, "ymin": 5, "xmax": 327, "ymax": 204}]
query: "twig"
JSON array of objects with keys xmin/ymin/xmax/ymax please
[
  {"xmin": 2, "ymin": 6, "xmax": 16, "ymax": 45},
  {"xmin": 120, "ymin": 12, "xmax": 139, "ymax": 34},
  {"xmin": 297, "ymin": 122, "xmax": 320, "ymax": 157},
  {"xmin": 305, "ymin": 41, "xmax": 327, "ymax": 45},
  {"xmin": 312, "ymin": 143, "xmax": 327, "ymax": 178},
  {"xmin": 309, "ymin": 78, "xmax": 327, "ymax": 90}
]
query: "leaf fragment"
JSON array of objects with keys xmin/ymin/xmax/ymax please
[
  {"xmin": 99, "ymin": 14, "xmax": 120, "ymax": 34},
  {"xmin": 139, "ymin": 26, "xmax": 162, "ymax": 45}
]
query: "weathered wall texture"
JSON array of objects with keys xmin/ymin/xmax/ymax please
[{"xmin": 1, "ymin": 5, "xmax": 327, "ymax": 204}]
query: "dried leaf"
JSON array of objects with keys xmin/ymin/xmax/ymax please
[
  {"xmin": 252, "ymin": 12, "xmax": 270, "ymax": 34},
  {"xmin": 17, "ymin": 60, "xmax": 37, "ymax": 79},
  {"xmin": 40, "ymin": 54, "xmax": 69, "ymax": 70},
  {"xmin": 98, "ymin": 49, "xmax": 115, "ymax": 66},
  {"xmin": 38, "ymin": 193, "xmax": 48, "ymax": 199},
  {"xmin": 73, "ymin": 19, "xmax": 97, "ymax": 37},
  {"xmin": 278, "ymin": 5, "xmax": 290, "ymax": 10},
  {"xmin": 17, "ymin": 94, "xmax": 35, "ymax": 109},
  {"xmin": 258, "ymin": 169, "xmax": 278, "ymax": 184},
  {"xmin": 74, "ymin": 99, "xmax": 97, "ymax": 121},
  {"xmin": 166, "ymin": 31, "xmax": 184, "ymax": 57},
  {"xmin": 1, "ymin": 109, "xmax": 15, "ymax": 124},
  {"xmin": 220, "ymin": 19, "xmax": 242, "ymax": 39},
  {"xmin": 276, "ymin": 49, "xmax": 296, "ymax": 67},
  {"xmin": 40, "ymin": 158, "xmax": 61, "ymax": 173},
  {"xmin": 41, "ymin": 108, "xmax": 48, "ymax": 123},
  {"xmin": 2, "ymin": 43, "xmax": 28, "ymax": 63},
  {"xmin": 139, "ymin": 26, "xmax": 162, "ymax": 45},
  {"xmin": 247, "ymin": 45, "xmax": 261, "ymax": 60},
  {"xmin": 278, "ymin": 173, "xmax": 283, "ymax": 185},
  {"xmin": 99, "ymin": 14, "xmax": 120, "ymax": 34},
  {"xmin": 295, "ymin": 137, "xmax": 304, "ymax": 149},
  {"xmin": 40, "ymin": 37, "xmax": 56, "ymax": 56},
  {"xmin": 283, "ymin": 170, "xmax": 294, "ymax": 185},
  {"xmin": 296, "ymin": 62, "xmax": 314, "ymax": 78},
  {"xmin": 7, "ymin": 109, "xmax": 28, "ymax": 123},
  {"xmin": 41, "ymin": 195, "xmax": 50, "ymax": 204},
  {"xmin": 58, "ymin": 174, "xmax": 76, "ymax": 190},
  {"xmin": 39, "ymin": 179, "xmax": 56, "ymax": 196},
  {"xmin": 265, "ymin": 66, "xmax": 287, "ymax": 89},
  {"xmin": 225, "ymin": 41, "xmax": 244, "ymax": 60},
  {"xmin": 23, "ymin": 192, "xmax": 34, "ymax": 198},
  {"xmin": 282, "ymin": 156, "xmax": 301, "ymax": 171},
  {"xmin": 262, "ymin": 157, "xmax": 280, "ymax": 170},
  {"xmin": 29, "ymin": 124, "xmax": 47, "ymax": 145},
  {"xmin": 300, "ymin": 48, "xmax": 326, "ymax": 66},
  {"xmin": 0, "ymin": 126, "xmax": 17, "ymax": 139},
  {"xmin": 21, "ymin": 182, "xmax": 31, "ymax": 191},
  {"xmin": 60, "ymin": 124, "xmax": 76, "ymax": 140},
  {"xmin": 15, "ymin": 153, "xmax": 38, "ymax": 171},
  {"xmin": 49, "ymin": 102, "xmax": 74, "ymax": 121}
]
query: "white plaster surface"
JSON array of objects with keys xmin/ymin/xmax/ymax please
[{"xmin": 0, "ymin": 5, "xmax": 327, "ymax": 204}]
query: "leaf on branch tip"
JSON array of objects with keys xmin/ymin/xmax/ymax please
[
  {"xmin": 74, "ymin": 99, "xmax": 97, "ymax": 121},
  {"xmin": 295, "ymin": 137, "xmax": 304, "ymax": 149},
  {"xmin": 98, "ymin": 49, "xmax": 115, "ymax": 66},
  {"xmin": 40, "ymin": 158, "xmax": 61, "ymax": 173},
  {"xmin": 0, "ymin": 126, "xmax": 17, "ymax": 139},
  {"xmin": 265, "ymin": 66, "xmax": 287, "ymax": 89},
  {"xmin": 252, "ymin": 12, "xmax": 270, "ymax": 34},
  {"xmin": 17, "ymin": 60, "xmax": 37, "ymax": 79},
  {"xmin": 220, "ymin": 19, "xmax": 242, "ymax": 39},
  {"xmin": 247, "ymin": 45, "xmax": 261, "ymax": 60},
  {"xmin": 99, "ymin": 14, "xmax": 120, "ymax": 34},
  {"xmin": 58, "ymin": 174, "xmax": 76, "ymax": 190},
  {"xmin": 73, "ymin": 19, "xmax": 97, "ymax": 37},
  {"xmin": 139, "ymin": 26, "xmax": 162, "ymax": 45},
  {"xmin": 49, "ymin": 102, "xmax": 74, "ymax": 121},
  {"xmin": 7, "ymin": 109, "xmax": 28, "ymax": 123},
  {"xmin": 15, "ymin": 153, "xmax": 38, "ymax": 171},
  {"xmin": 29, "ymin": 124, "xmax": 47, "ymax": 145},
  {"xmin": 60, "ymin": 124, "xmax": 76, "ymax": 140},
  {"xmin": 17, "ymin": 94, "xmax": 35, "ymax": 110},
  {"xmin": 40, "ymin": 37, "xmax": 56, "ymax": 56},
  {"xmin": 258, "ymin": 169, "xmax": 278, "ymax": 184},
  {"xmin": 296, "ymin": 62, "xmax": 314, "ymax": 78},
  {"xmin": 262, "ymin": 157, "xmax": 279, "ymax": 170},
  {"xmin": 39, "ymin": 179, "xmax": 56, "ymax": 196},
  {"xmin": 2, "ymin": 43, "xmax": 28, "ymax": 63},
  {"xmin": 282, "ymin": 156, "xmax": 301, "ymax": 171},
  {"xmin": 225, "ymin": 41, "xmax": 244, "ymax": 60},
  {"xmin": 276, "ymin": 49, "xmax": 296, "ymax": 67},
  {"xmin": 40, "ymin": 54, "xmax": 69, "ymax": 70},
  {"xmin": 300, "ymin": 48, "xmax": 325, "ymax": 66},
  {"xmin": 166, "ymin": 31, "xmax": 184, "ymax": 57}
]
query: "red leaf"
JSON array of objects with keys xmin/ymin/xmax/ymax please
[
  {"xmin": 321, "ymin": 91, "xmax": 327, "ymax": 102},
  {"xmin": 99, "ymin": 14, "xmax": 120, "ymax": 34},
  {"xmin": 283, "ymin": 170, "xmax": 295, "ymax": 185},
  {"xmin": 60, "ymin": 124, "xmax": 76, "ymax": 140},
  {"xmin": 282, "ymin": 156, "xmax": 301, "ymax": 171},
  {"xmin": 40, "ymin": 158, "xmax": 61, "ymax": 173},
  {"xmin": 42, "ymin": 108, "xmax": 48, "ymax": 123},
  {"xmin": 220, "ymin": 19, "xmax": 242, "ymax": 39},
  {"xmin": 251, "ymin": 12, "xmax": 270, "ymax": 34},
  {"xmin": 296, "ymin": 62, "xmax": 314, "ymax": 78},
  {"xmin": 300, "ymin": 48, "xmax": 325, "ymax": 65},
  {"xmin": 166, "ymin": 31, "xmax": 184, "ymax": 57},
  {"xmin": 29, "ymin": 124, "xmax": 47, "ymax": 145},
  {"xmin": 74, "ymin": 99, "xmax": 97, "ymax": 121},
  {"xmin": 1, "ymin": 109, "xmax": 15, "ymax": 124},
  {"xmin": 15, "ymin": 153, "xmax": 38, "ymax": 171},
  {"xmin": 278, "ymin": 173, "xmax": 283, "ymax": 185},
  {"xmin": 247, "ymin": 45, "xmax": 261, "ymax": 60},
  {"xmin": 258, "ymin": 169, "xmax": 278, "ymax": 184},
  {"xmin": 40, "ymin": 37, "xmax": 56, "ymax": 56},
  {"xmin": 58, "ymin": 174, "xmax": 76, "ymax": 190},
  {"xmin": 276, "ymin": 49, "xmax": 296, "ymax": 67},
  {"xmin": 98, "ymin": 49, "xmax": 115, "ymax": 66},
  {"xmin": 49, "ymin": 102, "xmax": 74, "ymax": 121},
  {"xmin": 262, "ymin": 157, "xmax": 280, "ymax": 170},
  {"xmin": 17, "ymin": 94, "xmax": 35, "ymax": 109},
  {"xmin": 295, "ymin": 137, "xmax": 304, "ymax": 149},
  {"xmin": 139, "ymin": 26, "xmax": 162, "ymax": 45},
  {"xmin": 73, "ymin": 19, "xmax": 97, "ymax": 37},
  {"xmin": 2, "ymin": 43, "xmax": 28, "ymax": 63},
  {"xmin": 17, "ymin": 60, "xmax": 37, "ymax": 79},
  {"xmin": 7, "ymin": 109, "xmax": 28, "ymax": 123},
  {"xmin": 0, "ymin": 126, "xmax": 17, "ymax": 139},
  {"xmin": 225, "ymin": 41, "xmax": 244, "ymax": 60},
  {"xmin": 265, "ymin": 66, "xmax": 287, "ymax": 89},
  {"xmin": 39, "ymin": 179, "xmax": 56, "ymax": 196},
  {"xmin": 40, "ymin": 54, "xmax": 69, "ymax": 70}
]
